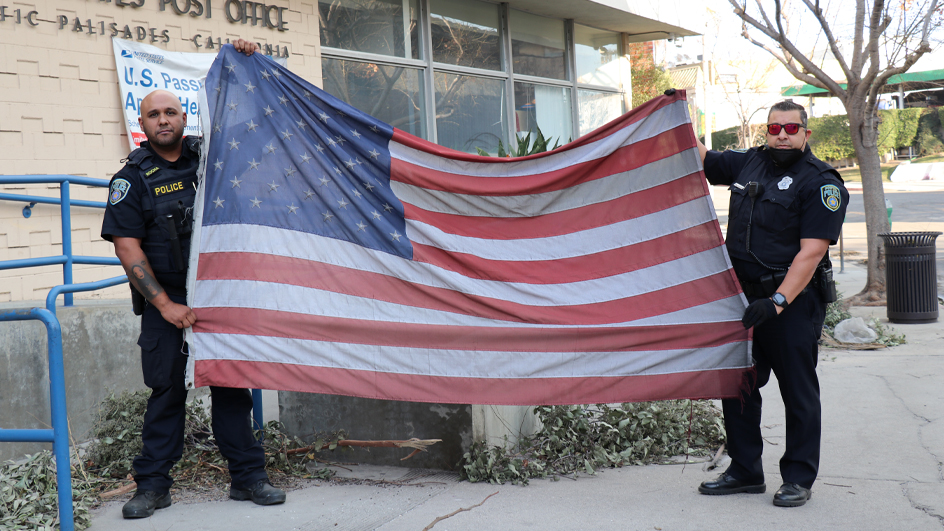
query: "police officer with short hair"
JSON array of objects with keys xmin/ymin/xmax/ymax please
[
  {"xmin": 101, "ymin": 40, "xmax": 286, "ymax": 519},
  {"xmin": 692, "ymin": 99, "xmax": 848, "ymax": 507}
]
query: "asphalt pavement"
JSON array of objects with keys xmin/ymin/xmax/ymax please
[{"xmin": 87, "ymin": 258, "xmax": 944, "ymax": 531}]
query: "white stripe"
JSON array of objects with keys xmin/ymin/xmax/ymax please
[
  {"xmin": 199, "ymin": 224, "xmax": 732, "ymax": 306},
  {"xmin": 404, "ymin": 198, "xmax": 716, "ymax": 260},
  {"xmin": 391, "ymin": 149, "xmax": 703, "ymax": 218},
  {"xmin": 192, "ymin": 333, "xmax": 750, "ymax": 378},
  {"xmin": 192, "ymin": 279, "xmax": 747, "ymax": 326},
  {"xmin": 389, "ymin": 100, "xmax": 691, "ymax": 178}
]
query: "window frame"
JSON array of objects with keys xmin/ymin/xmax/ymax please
[{"xmin": 320, "ymin": 0, "xmax": 627, "ymax": 148}]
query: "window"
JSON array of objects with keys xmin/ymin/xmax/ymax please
[
  {"xmin": 319, "ymin": 0, "xmax": 420, "ymax": 60},
  {"xmin": 429, "ymin": 0, "xmax": 501, "ymax": 70},
  {"xmin": 514, "ymin": 82, "xmax": 572, "ymax": 147},
  {"xmin": 578, "ymin": 89, "xmax": 623, "ymax": 136},
  {"xmin": 321, "ymin": 58, "xmax": 427, "ymax": 138},
  {"xmin": 434, "ymin": 73, "xmax": 507, "ymax": 153},
  {"xmin": 574, "ymin": 24, "xmax": 621, "ymax": 89},
  {"xmin": 509, "ymin": 10, "xmax": 566, "ymax": 80},
  {"xmin": 321, "ymin": 1, "xmax": 630, "ymax": 150}
]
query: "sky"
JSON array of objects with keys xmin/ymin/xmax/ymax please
[{"xmin": 667, "ymin": 0, "xmax": 944, "ymax": 79}]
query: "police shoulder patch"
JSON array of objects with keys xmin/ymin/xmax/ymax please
[
  {"xmin": 109, "ymin": 179, "xmax": 132, "ymax": 205},
  {"xmin": 820, "ymin": 184, "xmax": 841, "ymax": 212}
]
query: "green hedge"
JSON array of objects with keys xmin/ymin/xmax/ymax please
[{"xmin": 704, "ymin": 108, "xmax": 943, "ymax": 160}]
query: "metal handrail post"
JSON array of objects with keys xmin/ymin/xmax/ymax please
[
  {"xmin": 0, "ymin": 308, "xmax": 75, "ymax": 531},
  {"xmin": 61, "ymin": 181, "xmax": 74, "ymax": 306},
  {"xmin": 46, "ymin": 275, "xmax": 130, "ymax": 316}
]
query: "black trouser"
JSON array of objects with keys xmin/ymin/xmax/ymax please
[
  {"xmin": 722, "ymin": 288, "xmax": 826, "ymax": 490},
  {"xmin": 133, "ymin": 294, "xmax": 268, "ymax": 494}
]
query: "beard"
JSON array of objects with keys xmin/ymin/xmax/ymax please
[{"xmin": 145, "ymin": 125, "xmax": 183, "ymax": 149}]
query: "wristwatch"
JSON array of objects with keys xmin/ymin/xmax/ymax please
[{"xmin": 771, "ymin": 292, "xmax": 789, "ymax": 309}]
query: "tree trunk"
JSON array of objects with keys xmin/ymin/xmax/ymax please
[{"xmin": 846, "ymin": 104, "xmax": 889, "ymax": 305}]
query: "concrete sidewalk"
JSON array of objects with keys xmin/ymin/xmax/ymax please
[{"xmin": 87, "ymin": 260, "xmax": 944, "ymax": 531}]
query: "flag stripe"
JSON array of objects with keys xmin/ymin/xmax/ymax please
[
  {"xmin": 411, "ymin": 222, "xmax": 723, "ymax": 283},
  {"xmin": 191, "ymin": 279, "xmax": 747, "ymax": 329},
  {"xmin": 391, "ymin": 151, "xmax": 701, "ymax": 218},
  {"xmin": 387, "ymin": 94, "xmax": 688, "ymax": 168},
  {"xmin": 196, "ymin": 253, "xmax": 738, "ymax": 325},
  {"xmin": 191, "ymin": 334, "xmax": 747, "ymax": 378},
  {"xmin": 197, "ymin": 225, "xmax": 735, "ymax": 304},
  {"xmin": 194, "ymin": 359, "xmax": 747, "ymax": 405},
  {"xmin": 390, "ymin": 127, "xmax": 695, "ymax": 195},
  {"xmin": 194, "ymin": 307, "xmax": 746, "ymax": 352},
  {"xmin": 403, "ymin": 199, "xmax": 717, "ymax": 261},
  {"xmin": 402, "ymin": 172, "xmax": 707, "ymax": 240}
]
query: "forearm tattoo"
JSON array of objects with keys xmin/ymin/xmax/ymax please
[{"xmin": 128, "ymin": 260, "xmax": 164, "ymax": 301}]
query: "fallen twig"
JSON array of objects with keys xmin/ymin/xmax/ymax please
[
  {"xmin": 823, "ymin": 482, "xmax": 852, "ymax": 488},
  {"xmin": 703, "ymin": 443, "xmax": 726, "ymax": 471},
  {"xmin": 422, "ymin": 491, "xmax": 498, "ymax": 531},
  {"xmin": 401, "ymin": 449, "xmax": 423, "ymax": 461},
  {"xmin": 100, "ymin": 476, "xmax": 136, "ymax": 499}
]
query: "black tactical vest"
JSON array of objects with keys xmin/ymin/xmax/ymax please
[
  {"xmin": 126, "ymin": 138, "xmax": 200, "ymax": 292},
  {"xmin": 725, "ymin": 148, "xmax": 802, "ymax": 276}
]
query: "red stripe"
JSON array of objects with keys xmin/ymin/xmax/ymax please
[
  {"xmin": 388, "ymin": 91, "xmax": 687, "ymax": 162},
  {"xmin": 403, "ymin": 172, "xmax": 707, "ymax": 239},
  {"xmin": 412, "ymin": 223, "xmax": 723, "ymax": 283},
  {"xmin": 194, "ymin": 357, "xmax": 747, "ymax": 405},
  {"xmin": 391, "ymin": 126, "xmax": 695, "ymax": 196},
  {"xmin": 193, "ymin": 307, "xmax": 746, "ymax": 351},
  {"xmin": 196, "ymin": 253, "xmax": 740, "ymax": 325}
]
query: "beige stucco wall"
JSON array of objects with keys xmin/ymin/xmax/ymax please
[{"xmin": 0, "ymin": 0, "xmax": 321, "ymax": 303}]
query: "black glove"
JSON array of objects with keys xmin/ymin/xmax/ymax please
[
  {"xmin": 663, "ymin": 88, "xmax": 677, "ymax": 96},
  {"xmin": 741, "ymin": 298, "xmax": 777, "ymax": 329}
]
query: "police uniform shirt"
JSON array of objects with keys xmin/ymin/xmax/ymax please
[
  {"xmin": 703, "ymin": 145, "xmax": 849, "ymax": 281},
  {"xmin": 101, "ymin": 140, "xmax": 198, "ymax": 288}
]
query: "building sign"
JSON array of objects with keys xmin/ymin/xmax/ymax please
[
  {"xmin": 113, "ymin": 38, "xmax": 287, "ymax": 150},
  {"xmin": 0, "ymin": 0, "xmax": 289, "ymax": 57}
]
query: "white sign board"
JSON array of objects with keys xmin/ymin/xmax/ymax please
[{"xmin": 112, "ymin": 38, "xmax": 286, "ymax": 150}]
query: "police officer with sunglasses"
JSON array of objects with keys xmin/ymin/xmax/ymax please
[{"xmin": 692, "ymin": 100, "xmax": 848, "ymax": 507}]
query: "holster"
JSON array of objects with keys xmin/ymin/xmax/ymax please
[
  {"xmin": 130, "ymin": 285, "xmax": 146, "ymax": 316},
  {"xmin": 815, "ymin": 259, "xmax": 838, "ymax": 303}
]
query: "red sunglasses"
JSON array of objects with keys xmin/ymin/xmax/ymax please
[{"xmin": 767, "ymin": 123, "xmax": 804, "ymax": 135}]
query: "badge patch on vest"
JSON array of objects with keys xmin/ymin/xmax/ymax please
[
  {"xmin": 820, "ymin": 184, "xmax": 841, "ymax": 212},
  {"xmin": 778, "ymin": 176, "xmax": 793, "ymax": 190},
  {"xmin": 153, "ymin": 181, "xmax": 187, "ymax": 197},
  {"xmin": 109, "ymin": 179, "xmax": 131, "ymax": 205}
]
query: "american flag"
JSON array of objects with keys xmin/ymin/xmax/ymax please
[{"xmin": 186, "ymin": 45, "xmax": 751, "ymax": 405}]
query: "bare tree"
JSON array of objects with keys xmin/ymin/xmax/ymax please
[
  {"xmin": 729, "ymin": 0, "xmax": 940, "ymax": 304},
  {"xmin": 715, "ymin": 59, "xmax": 780, "ymax": 148}
]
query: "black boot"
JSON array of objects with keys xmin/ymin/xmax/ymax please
[
  {"xmin": 773, "ymin": 483, "xmax": 812, "ymax": 507},
  {"xmin": 698, "ymin": 472, "xmax": 766, "ymax": 495},
  {"xmin": 122, "ymin": 490, "xmax": 172, "ymax": 519},
  {"xmin": 229, "ymin": 479, "xmax": 286, "ymax": 505}
]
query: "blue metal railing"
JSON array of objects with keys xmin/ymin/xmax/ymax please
[
  {"xmin": 0, "ymin": 174, "xmax": 122, "ymax": 531},
  {"xmin": 1, "ymin": 175, "xmax": 265, "ymax": 530},
  {"xmin": 0, "ymin": 175, "xmax": 120, "ymax": 306},
  {"xmin": 0, "ymin": 308, "xmax": 76, "ymax": 531}
]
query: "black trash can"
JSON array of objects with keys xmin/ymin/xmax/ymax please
[{"xmin": 879, "ymin": 231, "xmax": 942, "ymax": 323}]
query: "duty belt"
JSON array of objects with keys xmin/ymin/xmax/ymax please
[{"xmin": 738, "ymin": 271, "xmax": 813, "ymax": 298}]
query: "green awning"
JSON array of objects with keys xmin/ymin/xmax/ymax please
[{"xmin": 780, "ymin": 68, "xmax": 944, "ymax": 96}]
